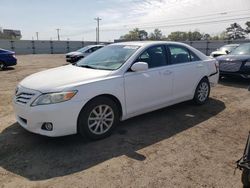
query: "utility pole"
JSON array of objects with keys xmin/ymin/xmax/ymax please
[
  {"xmin": 36, "ymin": 32, "xmax": 39, "ymax": 40},
  {"xmin": 96, "ymin": 27, "xmax": 98, "ymax": 44},
  {"xmin": 94, "ymin": 17, "xmax": 101, "ymax": 43},
  {"xmin": 56, "ymin": 28, "xmax": 60, "ymax": 41}
]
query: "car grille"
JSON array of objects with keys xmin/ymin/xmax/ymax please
[
  {"xmin": 15, "ymin": 86, "xmax": 40, "ymax": 105},
  {"xmin": 219, "ymin": 61, "xmax": 242, "ymax": 72}
]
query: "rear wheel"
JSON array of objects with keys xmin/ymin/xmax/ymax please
[
  {"xmin": 193, "ymin": 78, "xmax": 210, "ymax": 105},
  {"xmin": 78, "ymin": 97, "xmax": 119, "ymax": 140}
]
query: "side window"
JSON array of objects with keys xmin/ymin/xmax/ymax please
[
  {"xmin": 168, "ymin": 45, "xmax": 191, "ymax": 64},
  {"xmin": 136, "ymin": 46, "xmax": 167, "ymax": 68},
  {"xmin": 189, "ymin": 50, "xmax": 201, "ymax": 62},
  {"xmin": 86, "ymin": 48, "xmax": 93, "ymax": 53},
  {"xmin": 91, "ymin": 47, "xmax": 99, "ymax": 52}
]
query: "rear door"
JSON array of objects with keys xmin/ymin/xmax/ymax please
[{"xmin": 166, "ymin": 44, "xmax": 206, "ymax": 100}]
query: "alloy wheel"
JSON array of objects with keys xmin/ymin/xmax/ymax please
[
  {"xmin": 88, "ymin": 105, "xmax": 114, "ymax": 135},
  {"xmin": 197, "ymin": 82, "xmax": 209, "ymax": 102}
]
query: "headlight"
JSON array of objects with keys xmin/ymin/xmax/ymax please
[
  {"xmin": 31, "ymin": 90, "xmax": 77, "ymax": 106},
  {"xmin": 244, "ymin": 62, "xmax": 250, "ymax": 67}
]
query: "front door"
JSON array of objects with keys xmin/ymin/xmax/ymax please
[{"xmin": 124, "ymin": 45, "xmax": 173, "ymax": 116}]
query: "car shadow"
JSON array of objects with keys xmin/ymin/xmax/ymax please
[
  {"xmin": 1, "ymin": 67, "xmax": 15, "ymax": 71},
  {"xmin": 219, "ymin": 76, "xmax": 250, "ymax": 89},
  {"xmin": 0, "ymin": 98, "xmax": 225, "ymax": 181}
]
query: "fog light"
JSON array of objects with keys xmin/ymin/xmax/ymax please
[{"xmin": 42, "ymin": 122, "xmax": 53, "ymax": 131}]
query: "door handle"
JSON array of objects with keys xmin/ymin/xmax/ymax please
[{"xmin": 162, "ymin": 70, "xmax": 173, "ymax": 75}]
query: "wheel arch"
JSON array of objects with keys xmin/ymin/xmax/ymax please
[
  {"xmin": 193, "ymin": 76, "xmax": 209, "ymax": 96},
  {"xmin": 77, "ymin": 94, "xmax": 123, "ymax": 133}
]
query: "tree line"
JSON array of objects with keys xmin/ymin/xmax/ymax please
[{"xmin": 119, "ymin": 21, "xmax": 250, "ymax": 41}]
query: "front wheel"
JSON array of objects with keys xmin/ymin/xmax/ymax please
[
  {"xmin": 193, "ymin": 78, "xmax": 210, "ymax": 105},
  {"xmin": 78, "ymin": 97, "xmax": 119, "ymax": 140}
]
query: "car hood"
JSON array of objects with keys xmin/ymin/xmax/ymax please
[
  {"xmin": 216, "ymin": 55, "xmax": 250, "ymax": 62},
  {"xmin": 211, "ymin": 50, "xmax": 226, "ymax": 55},
  {"xmin": 66, "ymin": 51, "xmax": 83, "ymax": 56},
  {"xmin": 20, "ymin": 65, "xmax": 112, "ymax": 92}
]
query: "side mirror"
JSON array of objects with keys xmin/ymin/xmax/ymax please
[
  {"xmin": 225, "ymin": 50, "xmax": 230, "ymax": 54},
  {"xmin": 131, "ymin": 62, "xmax": 148, "ymax": 72}
]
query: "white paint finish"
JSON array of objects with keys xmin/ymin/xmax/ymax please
[
  {"xmin": 170, "ymin": 61, "xmax": 207, "ymax": 100},
  {"xmin": 13, "ymin": 41, "xmax": 219, "ymax": 137},
  {"xmin": 124, "ymin": 66, "xmax": 173, "ymax": 116},
  {"xmin": 20, "ymin": 65, "xmax": 112, "ymax": 92}
]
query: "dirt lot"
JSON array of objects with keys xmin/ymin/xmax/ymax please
[{"xmin": 0, "ymin": 55, "xmax": 250, "ymax": 188}]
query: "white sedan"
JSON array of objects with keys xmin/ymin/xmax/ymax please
[{"xmin": 13, "ymin": 41, "xmax": 219, "ymax": 140}]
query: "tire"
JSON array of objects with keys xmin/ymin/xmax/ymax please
[
  {"xmin": 0, "ymin": 62, "xmax": 5, "ymax": 70},
  {"xmin": 242, "ymin": 169, "xmax": 250, "ymax": 188},
  {"xmin": 193, "ymin": 78, "xmax": 210, "ymax": 105},
  {"xmin": 78, "ymin": 96, "xmax": 119, "ymax": 140}
]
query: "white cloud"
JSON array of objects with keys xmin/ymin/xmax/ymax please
[{"xmin": 95, "ymin": 0, "xmax": 250, "ymax": 41}]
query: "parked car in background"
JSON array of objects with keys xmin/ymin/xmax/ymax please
[
  {"xmin": 0, "ymin": 48, "xmax": 17, "ymax": 70},
  {"xmin": 217, "ymin": 43, "xmax": 250, "ymax": 79},
  {"xmin": 210, "ymin": 44, "xmax": 239, "ymax": 58},
  {"xmin": 14, "ymin": 41, "xmax": 219, "ymax": 140},
  {"xmin": 65, "ymin": 45, "xmax": 105, "ymax": 64}
]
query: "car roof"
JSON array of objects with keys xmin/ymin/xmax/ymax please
[
  {"xmin": 223, "ymin": 44, "xmax": 239, "ymax": 47},
  {"xmin": 111, "ymin": 41, "xmax": 209, "ymax": 60},
  {"xmin": 86, "ymin": 44, "xmax": 105, "ymax": 48},
  {"xmin": 111, "ymin": 41, "xmax": 201, "ymax": 47}
]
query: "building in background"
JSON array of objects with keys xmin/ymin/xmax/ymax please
[{"xmin": 0, "ymin": 28, "xmax": 22, "ymax": 40}]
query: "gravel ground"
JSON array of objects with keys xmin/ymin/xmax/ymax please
[{"xmin": 0, "ymin": 54, "xmax": 250, "ymax": 188}]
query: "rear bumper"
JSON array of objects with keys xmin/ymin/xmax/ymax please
[{"xmin": 209, "ymin": 71, "xmax": 219, "ymax": 86}]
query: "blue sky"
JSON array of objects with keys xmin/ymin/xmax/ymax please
[{"xmin": 0, "ymin": 0, "xmax": 250, "ymax": 41}]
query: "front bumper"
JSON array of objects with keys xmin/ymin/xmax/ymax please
[
  {"xmin": 66, "ymin": 56, "xmax": 83, "ymax": 63},
  {"xmin": 1, "ymin": 56, "xmax": 17, "ymax": 66},
  {"xmin": 219, "ymin": 60, "xmax": 250, "ymax": 78},
  {"xmin": 13, "ymin": 99, "xmax": 83, "ymax": 137}
]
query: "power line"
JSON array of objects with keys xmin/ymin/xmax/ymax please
[
  {"xmin": 49, "ymin": 10, "xmax": 250, "ymax": 39},
  {"xmin": 118, "ymin": 9, "xmax": 250, "ymax": 28},
  {"xmin": 61, "ymin": 11, "xmax": 250, "ymax": 38}
]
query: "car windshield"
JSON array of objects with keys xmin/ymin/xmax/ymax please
[
  {"xmin": 76, "ymin": 46, "xmax": 91, "ymax": 53},
  {"xmin": 230, "ymin": 43, "xmax": 250, "ymax": 55},
  {"xmin": 76, "ymin": 45, "xmax": 140, "ymax": 70}
]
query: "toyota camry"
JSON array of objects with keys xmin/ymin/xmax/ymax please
[{"xmin": 13, "ymin": 41, "xmax": 219, "ymax": 140}]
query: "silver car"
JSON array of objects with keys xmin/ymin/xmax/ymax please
[{"xmin": 66, "ymin": 45, "xmax": 105, "ymax": 64}]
